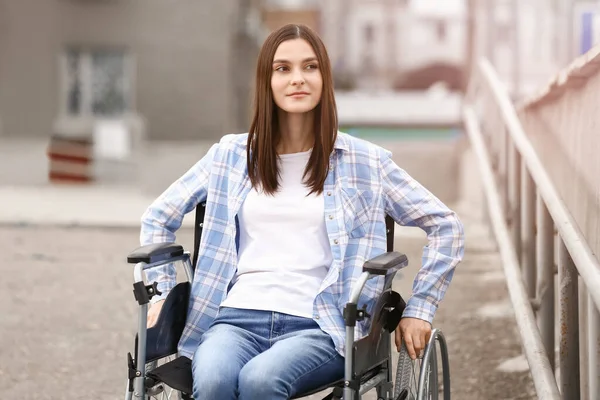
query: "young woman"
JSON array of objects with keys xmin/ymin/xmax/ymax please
[{"xmin": 141, "ymin": 24, "xmax": 464, "ymax": 400}]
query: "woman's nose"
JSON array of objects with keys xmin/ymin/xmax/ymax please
[{"xmin": 290, "ymin": 68, "xmax": 305, "ymax": 85}]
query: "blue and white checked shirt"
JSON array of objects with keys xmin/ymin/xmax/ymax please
[{"xmin": 141, "ymin": 132, "xmax": 464, "ymax": 359}]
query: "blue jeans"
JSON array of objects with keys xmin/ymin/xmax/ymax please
[{"xmin": 191, "ymin": 307, "xmax": 344, "ymax": 400}]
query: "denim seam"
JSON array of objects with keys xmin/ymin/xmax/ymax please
[{"xmin": 269, "ymin": 312, "xmax": 275, "ymax": 345}]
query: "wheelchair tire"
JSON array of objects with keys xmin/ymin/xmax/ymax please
[{"xmin": 393, "ymin": 329, "xmax": 450, "ymax": 400}]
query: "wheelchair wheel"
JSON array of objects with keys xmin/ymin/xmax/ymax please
[
  {"xmin": 145, "ymin": 355, "xmax": 183, "ymax": 400},
  {"xmin": 393, "ymin": 329, "xmax": 450, "ymax": 400}
]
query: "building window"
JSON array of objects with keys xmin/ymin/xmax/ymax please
[
  {"xmin": 362, "ymin": 23, "xmax": 376, "ymax": 74},
  {"xmin": 362, "ymin": 53, "xmax": 376, "ymax": 71},
  {"xmin": 65, "ymin": 50, "xmax": 82, "ymax": 115},
  {"xmin": 496, "ymin": 22, "xmax": 511, "ymax": 44},
  {"xmin": 364, "ymin": 23, "xmax": 374, "ymax": 43},
  {"xmin": 62, "ymin": 48, "xmax": 133, "ymax": 117},
  {"xmin": 435, "ymin": 20, "xmax": 447, "ymax": 41}
]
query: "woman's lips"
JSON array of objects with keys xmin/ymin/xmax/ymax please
[{"xmin": 288, "ymin": 92, "xmax": 309, "ymax": 98}]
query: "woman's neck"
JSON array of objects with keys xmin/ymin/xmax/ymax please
[{"xmin": 276, "ymin": 110, "xmax": 315, "ymax": 154}]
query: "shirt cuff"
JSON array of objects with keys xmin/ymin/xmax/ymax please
[{"xmin": 402, "ymin": 297, "xmax": 437, "ymax": 324}]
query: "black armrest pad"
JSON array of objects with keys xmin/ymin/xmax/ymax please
[
  {"xmin": 363, "ymin": 251, "xmax": 408, "ymax": 275},
  {"xmin": 127, "ymin": 243, "xmax": 184, "ymax": 264}
]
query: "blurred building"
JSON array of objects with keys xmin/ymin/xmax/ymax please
[
  {"xmin": 321, "ymin": 0, "xmax": 467, "ymax": 91},
  {"xmin": 472, "ymin": 0, "xmax": 600, "ymax": 98},
  {"xmin": 261, "ymin": 0, "xmax": 320, "ymax": 32},
  {"xmin": 0, "ymin": 0, "xmax": 265, "ymax": 141}
]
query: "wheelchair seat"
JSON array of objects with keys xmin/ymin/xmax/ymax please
[
  {"xmin": 145, "ymin": 356, "xmax": 382, "ymax": 399},
  {"xmin": 146, "ymin": 355, "xmax": 192, "ymax": 394}
]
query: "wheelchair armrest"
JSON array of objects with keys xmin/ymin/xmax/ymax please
[
  {"xmin": 347, "ymin": 252, "xmax": 409, "ymax": 315},
  {"xmin": 362, "ymin": 251, "xmax": 408, "ymax": 276},
  {"xmin": 127, "ymin": 243, "xmax": 185, "ymax": 264}
]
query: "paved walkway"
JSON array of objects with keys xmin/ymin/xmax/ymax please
[{"xmin": 0, "ymin": 184, "xmax": 196, "ymax": 228}]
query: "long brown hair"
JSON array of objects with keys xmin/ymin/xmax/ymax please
[{"xmin": 247, "ymin": 24, "xmax": 338, "ymax": 195}]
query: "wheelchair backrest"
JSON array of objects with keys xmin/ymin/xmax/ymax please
[{"xmin": 191, "ymin": 202, "xmax": 395, "ymax": 272}]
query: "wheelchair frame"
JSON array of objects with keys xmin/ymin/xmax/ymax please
[{"xmin": 125, "ymin": 203, "xmax": 451, "ymax": 400}]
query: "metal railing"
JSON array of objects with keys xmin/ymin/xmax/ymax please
[{"xmin": 463, "ymin": 58, "xmax": 600, "ymax": 400}]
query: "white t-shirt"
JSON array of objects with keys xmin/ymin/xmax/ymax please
[{"xmin": 221, "ymin": 149, "xmax": 333, "ymax": 318}]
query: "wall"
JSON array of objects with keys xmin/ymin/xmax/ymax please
[
  {"xmin": 400, "ymin": 15, "xmax": 465, "ymax": 70},
  {"xmin": 0, "ymin": 0, "xmax": 61, "ymax": 138},
  {"xmin": 0, "ymin": 0, "xmax": 247, "ymax": 141}
]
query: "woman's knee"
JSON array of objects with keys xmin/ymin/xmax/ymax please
[
  {"xmin": 192, "ymin": 356, "xmax": 239, "ymax": 399},
  {"xmin": 238, "ymin": 364, "xmax": 289, "ymax": 399},
  {"xmin": 191, "ymin": 329, "xmax": 241, "ymax": 399}
]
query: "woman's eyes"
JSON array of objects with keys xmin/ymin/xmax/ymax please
[{"xmin": 274, "ymin": 64, "xmax": 318, "ymax": 72}]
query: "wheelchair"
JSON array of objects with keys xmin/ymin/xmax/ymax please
[{"xmin": 124, "ymin": 203, "xmax": 451, "ymax": 400}]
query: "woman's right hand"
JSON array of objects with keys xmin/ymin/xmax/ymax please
[{"xmin": 147, "ymin": 299, "xmax": 166, "ymax": 327}]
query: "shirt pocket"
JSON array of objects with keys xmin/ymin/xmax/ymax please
[{"xmin": 341, "ymin": 188, "xmax": 374, "ymax": 238}]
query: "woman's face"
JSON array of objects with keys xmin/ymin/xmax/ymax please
[{"xmin": 271, "ymin": 38, "xmax": 323, "ymax": 114}]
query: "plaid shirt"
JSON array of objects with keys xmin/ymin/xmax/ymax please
[{"xmin": 141, "ymin": 132, "xmax": 464, "ymax": 359}]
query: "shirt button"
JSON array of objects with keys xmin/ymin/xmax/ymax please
[
  {"xmin": 314, "ymin": 315, "xmax": 320, "ymax": 320},
  {"xmin": 327, "ymin": 191, "xmax": 332, "ymax": 196},
  {"xmin": 328, "ymin": 214, "xmax": 334, "ymax": 220},
  {"xmin": 334, "ymin": 239, "xmax": 339, "ymax": 245}
]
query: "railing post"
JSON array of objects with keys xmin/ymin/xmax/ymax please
[
  {"xmin": 509, "ymin": 142, "xmax": 522, "ymax": 264},
  {"xmin": 522, "ymin": 167, "xmax": 536, "ymax": 299},
  {"xmin": 537, "ymin": 195, "xmax": 554, "ymax": 370},
  {"xmin": 580, "ymin": 286, "xmax": 589, "ymax": 400},
  {"xmin": 500, "ymin": 127, "xmax": 509, "ymax": 219},
  {"xmin": 558, "ymin": 238, "xmax": 580, "ymax": 399},
  {"xmin": 589, "ymin": 300, "xmax": 600, "ymax": 400}
]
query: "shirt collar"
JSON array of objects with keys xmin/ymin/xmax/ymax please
[{"xmin": 333, "ymin": 131, "xmax": 349, "ymax": 151}]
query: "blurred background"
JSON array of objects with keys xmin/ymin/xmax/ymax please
[
  {"xmin": 0, "ymin": 0, "xmax": 597, "ymax": 197},
  {"xmin": 2, "ymin": 1, "xmax": 600, "ymax": 399}
]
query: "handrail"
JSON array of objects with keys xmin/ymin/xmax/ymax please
[
  {"xmin": 464, "ymin": 57, "xmax": 600, "ymax": 400},
  {"xmin": 478, "ymin": 58, "xmax": 600, "ymax": 311},
  {"xmin": 462, "ymin": 107, "xmax": 561, "ymax": 400}
]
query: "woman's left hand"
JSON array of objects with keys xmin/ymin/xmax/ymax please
[{"xmin": 395, "ymin": 317, "xmax": 432, "ymax": 360}]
